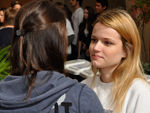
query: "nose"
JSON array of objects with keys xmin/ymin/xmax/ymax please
[
  {"xmin": 93, "ymin": 41, "xmax": 102, "ymax": 52},
  {"xmin": 95, "ymin": 6, "xmax": 98, "ymax": 9}
]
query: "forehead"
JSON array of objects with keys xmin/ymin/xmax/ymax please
[
  {"xmin": 84, "ymin": 9, "xmax": 88, "ymax": 12},
  {"xmin": 14, "ymin": 4, "xmax": 21, "ymax": 8},
  {"xmin": 0, "ymin": 11, "xmax": 4, "ymax": 15},
  {"xmin": 70, "ymin": 0, "xmax": 77, "ymax": 2},
  {"xmin": 93, "ymin": 22, "xmax": 121, "ymax": 39},
  {"xmin": 96, "ymin": 2, "xmax": 102, "ymax": 6}
]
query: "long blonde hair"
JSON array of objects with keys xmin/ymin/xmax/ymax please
[{"xmin": 91, "ymin": 9, "xmax": 148, "ymax": 113}]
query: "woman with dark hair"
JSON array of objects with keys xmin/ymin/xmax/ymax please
[
  {"xmin": 78, "ymin": 6, "xmax": 95, "ymax": 61},
  {"xmin": 0, "ymin": 0, "xmax": 104, "ymax": 112},
  {"xmin": 0, "ymin": 8, "xmax": 6, "ymax": 28}
]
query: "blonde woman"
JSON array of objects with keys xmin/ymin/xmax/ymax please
[
  {"xmin": 82, "ymin": 9, "xmax": 150, "ymax": 113},
  {"xmin": 0, "ymin": 0, "xmax": 104, "ymax": 112}
]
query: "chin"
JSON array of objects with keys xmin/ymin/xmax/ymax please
[
  {"xmin": 96, "ymin": 11, "xmax": 100, "ymax": 14},
  {"xmin": 91, "ymin": 59, "xmax": 104, "ymax": 68},
  {"xmin": 91, "ymin": 60, "xmax": 99, "ymax": 67}
]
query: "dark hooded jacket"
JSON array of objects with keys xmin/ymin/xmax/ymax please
[{"xmin": 0, "ymin": 71, "xmax": 104, "ymax": 113}]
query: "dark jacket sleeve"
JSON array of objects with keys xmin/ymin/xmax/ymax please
[
  {"xmin": 68, "ymin": 34, "xmax": 74, "ymax": 46},
  {"xmin": 79, "ymin": 85, "xmax": 104, "ymax": 113},
  {"xmin": 86, "ymin": 26, "xmax": 93, "ymax": 49}
]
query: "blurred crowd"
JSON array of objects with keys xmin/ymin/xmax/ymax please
[{"xmin": 0, "ymin": 0, "xmax": 108, "ymax": 62}]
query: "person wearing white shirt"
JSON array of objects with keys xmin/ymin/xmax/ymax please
[
  {"xmin": 82, "ymin": 9, "xmax": 150, "ymax": 113},
  {"xmin": 66, "ymin": 18, "xmax": 74, "ymax": 57},
  {"xmin": 70, "ymin": 0, "xmax": 84, "ymax": 59}
]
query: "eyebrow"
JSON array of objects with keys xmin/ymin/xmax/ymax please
[{"xmin": 91, "ymin": 35, "xmax": 116, "ymax": 42}]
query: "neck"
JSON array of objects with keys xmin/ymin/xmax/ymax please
[
  {"xmin": 100, "ymin": 65, "xmax": 118, "ymax": 83},
  {"xmin": 100, "ymin": 71, "xmax": 113, "ymax": 83},
  {"xmin": 4, "ymin": 25, "xmax": 14, "ymax": 28},
  {"xmin": 74, "ymin": 4, "xmax": 80, "ymax": 10}
]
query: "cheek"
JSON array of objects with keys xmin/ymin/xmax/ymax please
[
  {"xmin": 86, "ymin": 15, "xmax": 88, "ymax": 18},
  {"xmin": 98, "ymin": 7, "xmax": 101, "ymax": 10},
  {"xmin": 84, "ymin": 15, "xmax": 88, "ymax": 19},
  {"xmin": 89, "ymin": 44, "xmax": 94, "ymax": 56},
  {"xmin": 105, "ymin": 48, "xmax": 124, "ymax": 60}
]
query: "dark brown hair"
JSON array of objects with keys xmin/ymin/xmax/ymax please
[
  {"xmin": 54, "ymin": 2, "xmax": 72, "ymax": 23},
  {"xmin": 96, "ymin": 0, "xmax": 108, "ymax": 10},
  {"xmin": 76, "ymin": 0, "xmax": 83, "ymax": 6},
  {"xmin": 10, "ymin": 0, "xmax": 67, "ymax": 98},
  {"xmin": 11, "ymin": 0, "xmax": 22, "ymax": 8},
  {"xmin": 4, "ymin": 7, "xmax": 18, "ymax": 26}
]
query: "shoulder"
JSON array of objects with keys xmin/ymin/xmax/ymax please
[
  {"xmin": 79, "ymin": 84, "xmax": 97, "ymax": 101},
  {"xmin": 126, "ymin": 78, "xmax": 150, "ymax": 103},
  {"xmin": 78, "ymin": 8, "xmax": 84, "ymax": 14},
  {"xmin": 79, "ymin": 7, "xmax": 84, "ymax": 12},
  {"xmin": 129, "ymin": 78, "xmax": 150, "ymax": 94},
  {"xmin": 76, "ymin": 7, "xmax": 83, "ymax": 12},
  {"xmin": 75, "ymin": 7, "xmax": 83, "ymax": 15},
  {"xmin": 79, "ymin": 83, "xmax": 101, "ymax": 100},
  {"xmin": 123, "ymin": 79, "xmax": 150, "ymax": 112},
  {"xmin": 0, "ymin": 28, "xmax": 13, "ymax": 34},
  {"xmin": 78, "ymin": 83, "xmax": 104, "ymax": 113},
  {"xmin": 66, "ymin": 82, "xmax": 104, "ymax": 113}
]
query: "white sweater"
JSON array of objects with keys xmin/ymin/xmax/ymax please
[
  {"xmin": 82, "ymin": 75, "xmax": 150, "ymax": 113},
  {"xmin": 71, "ymin": 7, "xmax": 84, "ymax": 45}
]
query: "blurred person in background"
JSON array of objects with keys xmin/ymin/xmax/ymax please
[
  {"xmin": 78, "ymin": 6, "xmax": 95, "ymax": 61},
  {"xmin": 0, "ymin": 8, "xmax": 6, "ymax": 29},
  {"xmin": 69, "ymin": 0, "xmax": 84, "ymax": 60},
  {"xmin": 0, "ymin": 7, "xmax": 18, "ymax": 48},
  {"xmin": 95, "ymin": 0, "xmax": 108, "ymax": 18},
  {"xmin": 11, "ymin": 0, "xmax": 22, "ymax": 11}
]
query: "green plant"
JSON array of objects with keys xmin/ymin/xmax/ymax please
[
  {"xmin": 142, "ymin": 62, "xmax": 150, "ymax": 75},
  {"xmin": 0, "ymin": 45, "xmax": 11, "ymax": 80}
]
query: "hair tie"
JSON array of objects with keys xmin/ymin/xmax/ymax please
[{"xmin": 16, "ymin": 29, "xmax": 24, "ymax": 36}]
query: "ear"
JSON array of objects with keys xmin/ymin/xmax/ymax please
[
  {"xmin": 102, "ymin": 6, "xmax": 106, "ymax": 10},
  {"xmin": 122, "ymin": 50, "xmax": 127, "ymax": 58}
]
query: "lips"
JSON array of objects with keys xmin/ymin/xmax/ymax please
[
  {"xmin": 92, "ymin": 54, "xmax": 103, "ymax": 59},
  {"xmin": 96, "ymin": 10, "xmax": 99, "ymax": 13}
]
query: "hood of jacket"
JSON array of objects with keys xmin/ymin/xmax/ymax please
[{"xmin": 0, "ymin": 71, "xmax": 77, "ymax": 112}]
